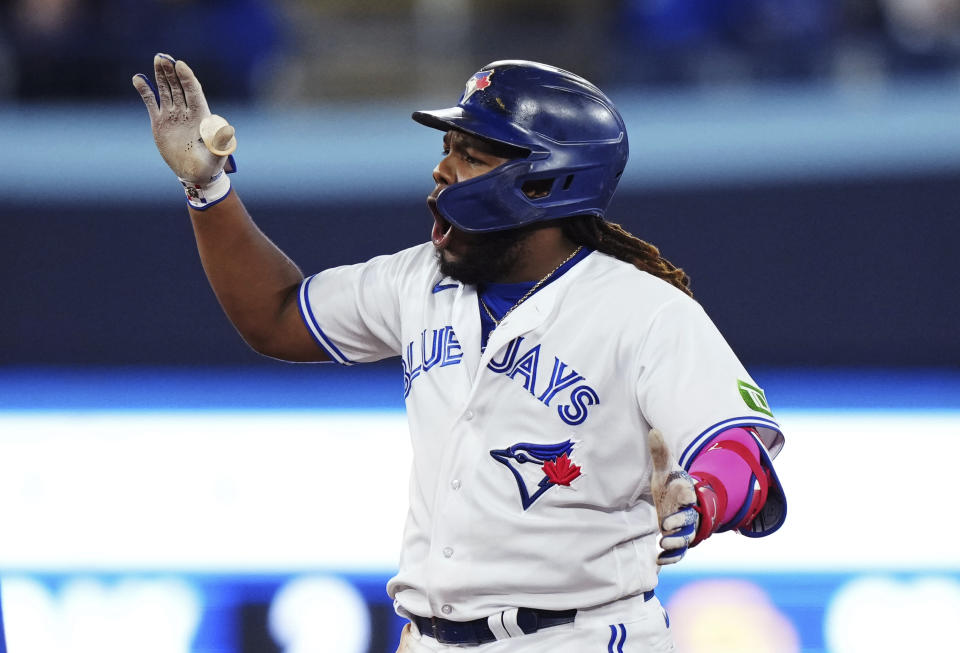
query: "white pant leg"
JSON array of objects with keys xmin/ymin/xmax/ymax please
[{"xmin": 573, "ymin": 592, "xmax": 675, "ymax": 652}]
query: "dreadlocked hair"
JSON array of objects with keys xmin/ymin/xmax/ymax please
[{"xmin": 562, "ymin": 215, "xmax": 693, "ymax": 298}]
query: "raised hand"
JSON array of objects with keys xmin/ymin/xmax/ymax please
[{"xmin": 132, "ymin": 54, "xmax": 236, "ymax": 208}]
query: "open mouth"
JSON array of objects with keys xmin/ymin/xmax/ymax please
[{"xmin": 428, "ymin": 196, "xmax": 453, "ymax": 248}]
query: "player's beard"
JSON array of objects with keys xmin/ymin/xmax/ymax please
[{"xmin": 437, "ymin": 227, "xmax": 530, "ymax": 285}]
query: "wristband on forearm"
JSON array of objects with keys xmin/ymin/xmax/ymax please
[{"xmin": 180, "ymin": 168, "xmax": 231, "ymax": 210}]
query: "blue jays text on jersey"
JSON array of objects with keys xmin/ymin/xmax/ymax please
[
  {"xmin": 402, "ymin": 326, "xmax": 463, "ymax": 398},
  {"xmin": 403, "ymin": 329, "xmax": 600, "ymax": 426}
]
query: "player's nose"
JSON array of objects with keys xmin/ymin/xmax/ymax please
[{"xmin": 432, "ymin": 163, "xmax": 450, "ymax": 188}]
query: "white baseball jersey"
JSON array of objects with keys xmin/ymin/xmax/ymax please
[{"xmin": 298, "ymin": 243, "xmax": 785, "ymax": 622}]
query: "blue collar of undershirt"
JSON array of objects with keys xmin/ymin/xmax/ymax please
[{"xmin": 478, "ymin": 247, "xmax": 592, "ymax": 348}]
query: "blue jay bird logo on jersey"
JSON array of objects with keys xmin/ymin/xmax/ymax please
[{"xmin": 490, "ymin": 440, "xmax": 582, "ymax": 510}]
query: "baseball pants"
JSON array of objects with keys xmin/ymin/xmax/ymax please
[{"xmin": 396, "ymin": 592, "xmax": 674, "ymax": 652}]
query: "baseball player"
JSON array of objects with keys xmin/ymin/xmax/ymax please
[{"xmin": 133, "ymin": 54, "xmax": 786, "ymax": 652}]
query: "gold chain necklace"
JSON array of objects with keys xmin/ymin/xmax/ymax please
[{"xmin": 480, "ymin": 246, "xmax": 582, "ymax": 327}]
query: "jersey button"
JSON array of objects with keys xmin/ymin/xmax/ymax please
[
  {"xmin": 464, "ymin": 410, "xmax": 475, "ymax": 421},
  {"xmin": 442, "ymin": 547, "xmax": 454, "ymax": 558},
  {"xmin": 441, "ymin": 604, "xmax": 453, "ymax": 615},
  {"xmin": 451, "ymin": 479, "xmax": 461, "ymax": 490}
]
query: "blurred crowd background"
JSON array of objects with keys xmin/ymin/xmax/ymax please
[{"xmin": 4, "ymin": 0, "xmax": 960, "ymax": 103}]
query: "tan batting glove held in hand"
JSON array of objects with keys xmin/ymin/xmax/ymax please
[
  {"xmin": 132, "ymin": 53, "xmax": 237, "ymax": 210},
  {"xmin": 649, "ymin": 428, "xmax": 699, "ymax": 565}
]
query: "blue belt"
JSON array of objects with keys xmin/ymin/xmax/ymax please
[{"xmin": 412, "ymin": 590, "xmax": 655, "ymax": 645}]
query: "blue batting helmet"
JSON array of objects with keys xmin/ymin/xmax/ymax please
[{"xmin": 412, "ymin": 60, "xmax": 629, "ymax": 233}]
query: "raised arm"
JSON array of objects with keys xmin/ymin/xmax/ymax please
[{"xmin": 132, "ymin": 54, "xmax": 328, "ymax": 362}]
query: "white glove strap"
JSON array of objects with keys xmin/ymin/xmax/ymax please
[{"xmin": 179, "ymin": 169, "xmax": 231, "ymax": 210}]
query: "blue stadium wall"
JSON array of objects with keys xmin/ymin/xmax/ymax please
[{"xmin": 3, "ymin": 172, "xmax": 957, "ymax": 367}]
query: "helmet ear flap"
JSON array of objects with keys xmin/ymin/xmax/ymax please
[{"xmin": 519, "ymin": 172, "xmax": 592, "ymax": 200}]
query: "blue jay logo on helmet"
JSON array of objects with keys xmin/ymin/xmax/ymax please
[
  {"xmin": 462, "ymin": 71, "xmax": 493, "ymax": 103},
  {"xmin": 490, "ymin": 440, "xmax": 582, "ymax": 510},
  {"xmin": 413, "ymin": 60, "xmax": 629, "ymax": 233}
]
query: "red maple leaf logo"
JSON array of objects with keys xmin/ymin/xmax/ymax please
[{"xmin": 542, "ymin": 453, "xmax": 581, "ymax": 486}]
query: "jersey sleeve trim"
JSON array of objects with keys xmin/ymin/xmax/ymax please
[
  {"xmin": 678, "ymin": 415, "xmax": 780, "ymax": 469},
  {"xmin": 297, "ymin": 274, "xmax": 355, "ymax": 366}
]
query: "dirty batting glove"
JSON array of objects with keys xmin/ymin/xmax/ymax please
[
  {"xmin": 132, "ymin": 53, "xmax": 238, "ymax": 210},
  {"xmin": 648, "ymin": 428, "xmax": 699, "ymax": 565}
]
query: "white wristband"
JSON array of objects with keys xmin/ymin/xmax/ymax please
[{"xmin": 179, "ymin": 169, "xmax": 231, "ymax": 210}]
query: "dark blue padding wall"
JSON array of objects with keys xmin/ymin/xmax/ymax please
[{"xmin": 3, "ymin": 170, "xmax": 957, "ymax": 367}]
